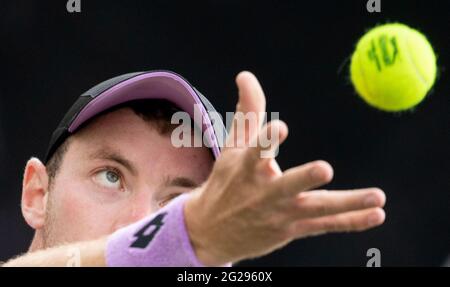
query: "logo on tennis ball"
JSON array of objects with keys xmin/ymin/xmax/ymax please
[
  {"xmin": 367, "ymin": 35, "xmax": 399, "ymax": 72},
  {"xmin": 350, "ymin": 23, "xmax": 437, "ymax": 112}
]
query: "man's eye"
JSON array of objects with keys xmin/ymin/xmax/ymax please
[{"xmin": 93, "ymin": 170, "xmax": 123, "ymax": 190}]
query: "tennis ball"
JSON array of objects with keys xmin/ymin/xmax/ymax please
[{"xmin": 350, "ymin": 23, "xmax": 437, "ymax": 112}]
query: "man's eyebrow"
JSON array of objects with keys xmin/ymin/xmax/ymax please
[
  {"xmin": 164, "ymin": 176, "xmax": 200, "ymax": 189},
  {"xmin": 89, "ymin": 148, "xmax": 138, "ymax": 176}
]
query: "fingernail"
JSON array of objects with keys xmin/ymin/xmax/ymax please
[
  {"xmin": 364, "ymin": 195, "xmax": 378, "ymax": 208},
  {"xmin": 368, "ymin": 213, "xmax": 381, "ymax": 226}
]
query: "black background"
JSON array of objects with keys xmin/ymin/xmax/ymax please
[{"xmin": 0, "ymin": 0, "xmax": 449, "ymax": 266}]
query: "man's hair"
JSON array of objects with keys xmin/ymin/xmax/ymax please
[{"xmin": 46, "ymin": 99, "xmax": 183, "ymax": 186}]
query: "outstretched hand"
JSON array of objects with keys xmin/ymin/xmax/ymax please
[{"xmin": 185, "ymin": 71, "xmax": 386, "ymax": 266}]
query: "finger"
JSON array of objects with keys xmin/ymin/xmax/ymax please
[
  {"xmin": 261, "ymin": 158, "xmax": 283, "ymax": 178},
  {"xmin": 225, "ymin": 71, "xmax": 266, "ymax": 150},
  {"xmin": 293, "ymin": 188, "xmax": 386, "ymax": 220},
  {"xmin": 272, "ymin": 160, "xmax": 334, "ymax": 196},
  {"xmin": 292, "ymin": 207, "xmax": 386, "ymax": 238},
  {"xmin": 246, "ymin": 120, "xmax": 289, "ymax": 163}
]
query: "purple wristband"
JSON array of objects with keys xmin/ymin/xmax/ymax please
[{"xmin": 106, "ymin": 194, "xmax": 206, "ymax": 267}]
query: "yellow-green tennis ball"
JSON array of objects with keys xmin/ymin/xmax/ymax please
[{"xmin": 350, "ymin": 23, "xmax": 437, "ymax": 112}]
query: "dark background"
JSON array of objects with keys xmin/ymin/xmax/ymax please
[{"xmin": 0, "ymin": 0, "xmax": 449, "ymax": 266}]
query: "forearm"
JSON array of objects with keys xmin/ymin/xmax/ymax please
[
  {"xmin": 3, "ymin": 237, "xmax": 107, "ymax": 267},
  {"xmin": 3, "ymin": 193, "xmax": 226, "ymax": 267}
]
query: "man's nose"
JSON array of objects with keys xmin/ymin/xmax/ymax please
[
  {"xmin": 129, "ymin": 191, "xmax": 158, "ymax": 222},
  {"xmin": 113, "ymin": 192, "xmax": 157, "ymax": 230}
]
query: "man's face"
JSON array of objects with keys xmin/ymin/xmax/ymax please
[{"xmin": 42, "ymin": 107, "xmax": 214, "ymax": 247}]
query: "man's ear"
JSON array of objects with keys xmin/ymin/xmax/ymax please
[{"xmin": 21, "ymin": 157, "xmax": 50, "ymax": 230}]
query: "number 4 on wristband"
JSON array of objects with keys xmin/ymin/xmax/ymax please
[{"xmin": 130, "ymin": 213, "xmax": 168, "ymax": 249}]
